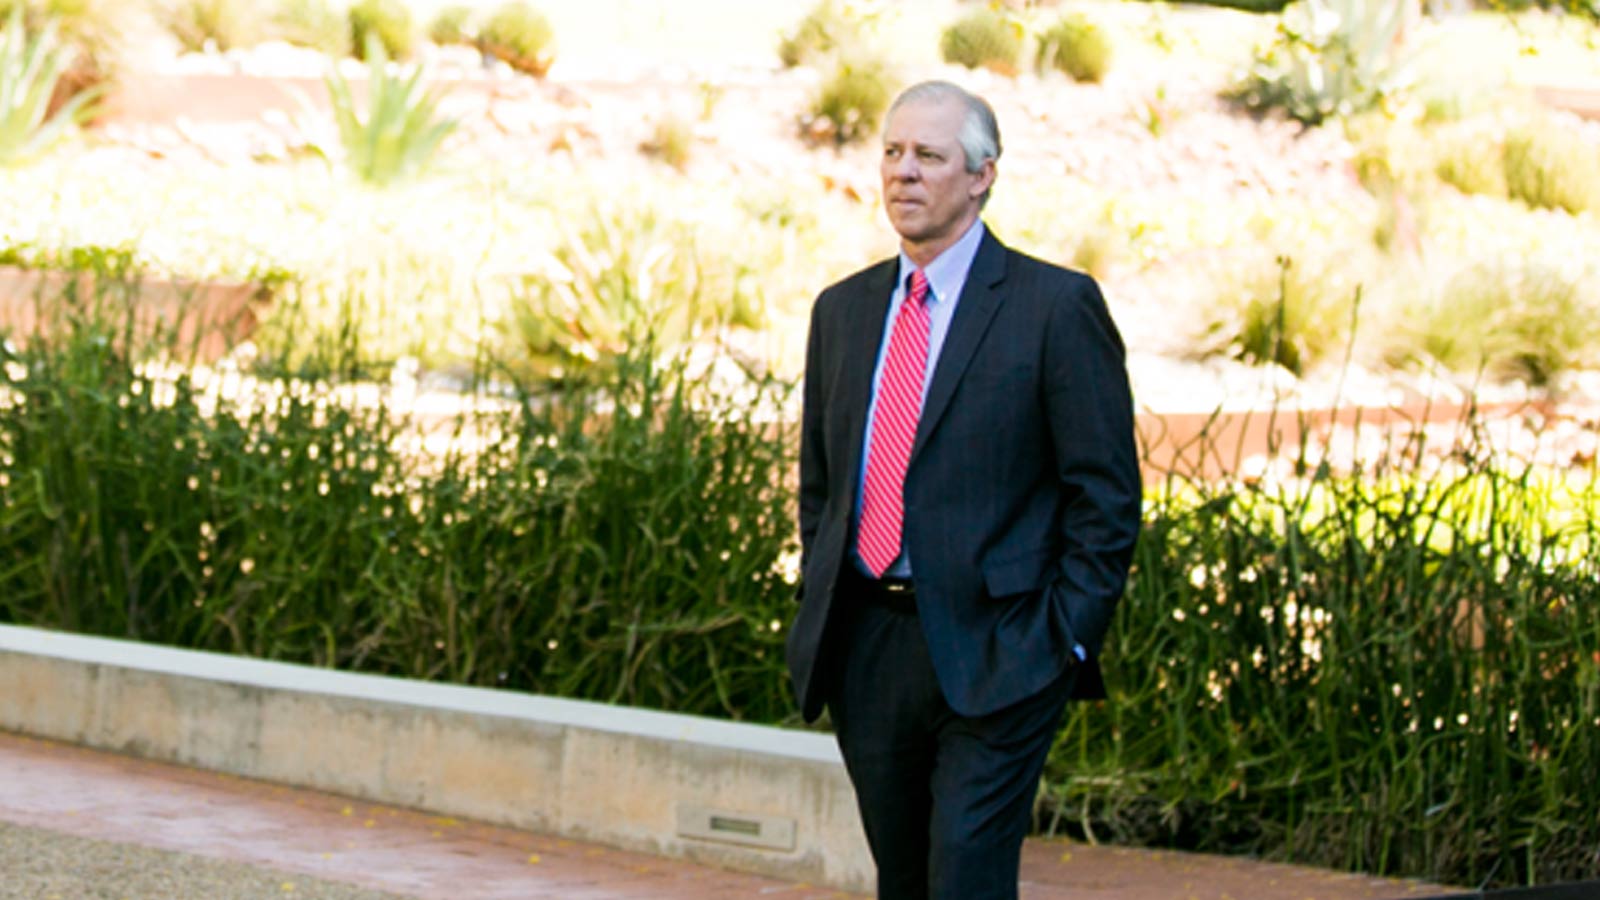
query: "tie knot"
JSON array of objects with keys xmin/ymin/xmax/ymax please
[{"xmin": 907, "ymin": 270, "xmax": 930, "ymax": 307}]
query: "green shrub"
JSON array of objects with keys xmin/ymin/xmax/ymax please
[
  {"xmin": 939, "ymin": 8, "xmax": 1022, "ymax": 76},
  {"xmin": 1035, "ymin": 13, "xmax": 1112, "ymax": 83},
  {"xmin": 1053, "ymin": 445, "xmax": 1600, "ymax": 888},
  {"xmin": 640, "ymin": 113, "xmax": 693, "ymax": 172},
  {"xmin": 0, "ymin": 6, "xmax": 99, "ymax": 165},
  {"xmin": 157, "ymin": 0, "xmax": 261, "ymax": 53},
  {"xmin": 479, "ymin": 1, "xmax": 554, "ymax": 78},
  {"xmin": 1193, "ymin": 253, "xmax": 1361, "ymax": 376},
  {"xmin": 803, "ymin": 54, "xmax": 894, "ymax": 147},
  {"xmin": 1390, "ymin": 263, "xmax": 1599, "ymax": 387},
  {"xmin": 1433, "ymin": 132, "xmax": 1506, "ymax": 198},
  {"xmin": 1503, "ymin": 123, "xmax": 1600, "ymax": 215},
  {"xmin": 777, "ymin": 0, "xmax": 860, "ymax": 68},
  {"xmin": 426, "ymin": 3, "xmax": 473, "ymax": 47},
  {"xmin": 0, "ymin": 289, "xmax": 799, "ymax": 721},
  {"xmin": 319, "ymin": 36, "xmax": 456, "ymax": 186},
  {"xmin": 500, "ymin": 201, "xmax": 762, "ymax": 380},
  {"xmin": 1229, "ymin": 0, "xmax": 1412, "ymax": 126},
  {"xmin": 348, "ymin": 0, "xmax": 413, "ymax": 61},
  {"xmin": 270, "ymin": 0, "xmax": 348, "ymax": 56}
]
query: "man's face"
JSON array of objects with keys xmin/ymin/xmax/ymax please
[{"xmin": 880, "ymin": 97, "xmax": 995, "ymax": 261}]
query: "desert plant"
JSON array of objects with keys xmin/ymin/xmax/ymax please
[
  {"xmin": 500, "ymin": 201, "xmax": 762, "ymax": 379},
  {"xmin": 1229, "ymin": 0, "xmax": 1414, "ymax": 126},
  {"xmin": 0, "ymin": 7, "xmax": 98, "ymax": 164},
  {"xmin": 1391, "ymin": 263, "xmax": 1600, "ymax": 387},
  {"xmin": 939, "ymin": 8, "xmax": 1022, "ymax": 75},
  {"xmin": 478, "ymin": 1, "xmax": 554, "ymax": 78},
  {"xmin": 1193, "ymin": 253, "xmax": 1361, "ymax": 376},
  {"xmin": 157, "ymin": 0, "xmax": 261, "ymax": 53},
  {"xmin": 1433, "ymin": 131, "xmax": 1506, "ymax": 198},
  {"xmin": 1503, "ymin": 122, "xmax": 1600, "ymax": 215},
  {"xmin": 348, "ymin": 0, "xmax": 413, "ymax": 61},
  {"xmin": 320, "ymin": 35, "xmax": 457, "ymax": 186},
  {"xmin": 640, "ymin": 113, "xmax": 693, "ymax": 172},
  {"xmin": 426, "ymin": 3, "xmax": 473, "ymax": 47},
  {"xmin": 777, "ymin": 0, "xmax": 863, "ymax": 68},
  {"xmin": 1035, "ymin": 13, "xmax": 1112, "ymax": 83},
  {"xmin": 271, "ymin": 0, "xmax": 348, "ymax": 56},
  {"xmin": 0, "ymin": 0, "xmax": 119, "ymax": 119},
  {"xmin": 803, "ymin": 54, "xmax": 894, "ymax": 147}
]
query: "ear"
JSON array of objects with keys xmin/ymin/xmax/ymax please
[{"xmin": 968, "ymin": 159, "xmax": 997, "ymax": 200}]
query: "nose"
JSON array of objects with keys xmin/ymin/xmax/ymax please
[{"xmin": 888, "ymin": 152, "xmax": 919, "ymax": 182}]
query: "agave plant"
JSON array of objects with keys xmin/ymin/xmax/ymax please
[
  {"xmin": 0, "ymin": 7, "xmax": 100, "ymax": 165},
  {"xmin": 1231, "ymin": 0, "xmax": 1414, "ymax": 126},
  {"xmin": 320, "ymin": 34, "xmax": 456, "ymax": 186}
]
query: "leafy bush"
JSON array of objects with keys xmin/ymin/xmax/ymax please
[
  {"xmin": 157, "ymin": 0, "xmax": 261, "ymax": 53},
  {"xmin": 1035, "ymin": 13, "xmax": 1112, "ymax": 83},
  {"xmin": 0, "ymin": 6, "xmax": 99, "ymax": 165},
  {"xmin": 319, "ymin": 36, "xmax": 457, "ymax": 186},
  {"xmin": 348, "ymin": 0, "xmax": 413, "ymax": 61},
  {"xmin": 479, "ymin": 1, "xmax": 554, "ymax": 78},
  {"xmin": 1229, "ymin": 0, "xmax": 1413, "ymax": 126},
  {"xmin": 777, "ymin": 0, "xmax": 861, "ymax": 68},
  {"xmin": 802, "ymin": 54, "xmax": 894, "ymax": 147},
  {"xmin": 939, "ymin": 8, "xmax": 1022, "ymax": 76},
  {"xmin": 426, "ymin": 3, "xmax": 473, "ymax": 47},
  {"xmin": 270, "ymin": 0, "xmax": 348, "ymax": 56},
  {"xmin": 1503, "ymin": 123, "xmax": 1600, "ymax": 215}
]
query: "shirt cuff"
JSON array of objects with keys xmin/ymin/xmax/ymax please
[{"xmin": 1072, "ymin": 643, "xmax": 1087, "ymax": 662}]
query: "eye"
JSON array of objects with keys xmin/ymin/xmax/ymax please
[
  {"xmin": 917, "ymin": 148, "xmax": 941, "ymax": 162},
  {"xmin": 883, "ymin": 146, "xmax": 902, "ymax": 160}
]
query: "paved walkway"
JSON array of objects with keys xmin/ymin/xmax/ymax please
[{"xmin": 0, "ymin": 730, "xmax": 1457, "ymax": 899}]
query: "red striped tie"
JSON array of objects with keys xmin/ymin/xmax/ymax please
[{"xmin": 858, "ymin": 270, "xmax": 931, "ymax": 578}]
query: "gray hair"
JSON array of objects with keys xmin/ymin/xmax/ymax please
[{"xmin": 887, "ymin": 80, "xmax": 1002, "ymax": 175}]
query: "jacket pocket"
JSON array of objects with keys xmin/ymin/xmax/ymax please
[{"xmin": 981, "ymin": 546, "xmax": 1056, "ymax": 598}]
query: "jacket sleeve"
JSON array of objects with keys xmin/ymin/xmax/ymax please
[
  {"xmin": 797, "ymin": 292, "xmax": 830, "ymax": 582},
  {"xmin": 1042, "ymin": 274, "xmax": 1142, "ymax": 657}
]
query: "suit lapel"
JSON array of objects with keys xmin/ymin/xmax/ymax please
[
  {"xmin": 911, "ymin": 231, "xmax": 1008, "ymax": 461},
  {"xmin": 839, "ymin": 259, "xmax": 898, "ymax": 489}
]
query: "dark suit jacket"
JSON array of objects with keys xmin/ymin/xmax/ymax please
[{"xmin": 787, "ymin": 229, "xmax": 1142, "ymax": 722}]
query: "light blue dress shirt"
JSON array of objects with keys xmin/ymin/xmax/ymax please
[{"xmin": 853, "ymin": 219, "xmax": 986, "ymax": 579}]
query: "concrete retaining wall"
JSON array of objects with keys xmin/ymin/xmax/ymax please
[{"xmin": 0, "ymin": 624, "xmax": 872, "ymax": 891}]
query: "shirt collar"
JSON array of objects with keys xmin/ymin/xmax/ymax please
[{"xmin": 897, "ymin": 219, "xmax": 986, "ymax": 305}]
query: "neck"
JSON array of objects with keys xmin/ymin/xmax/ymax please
[{"xmin": 901, "ymin": 215, "xmax": 979, "ymax": 269}]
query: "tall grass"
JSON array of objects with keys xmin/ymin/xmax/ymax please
[
  {"xmin": 0, "ymin": 269, "xmax": 799, "ymax": 721},
  {"xmin": 3, "ymin": 269, "xmax": 1599, "ymax": 887},
  {"xmin": 1042, "ymin": 423, "xmax": 1600, "ymax": 887}
]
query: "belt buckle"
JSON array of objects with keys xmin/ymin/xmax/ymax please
[{"xmin": 882, "ymin": 580, "xmax": 912, "ymax": 594}]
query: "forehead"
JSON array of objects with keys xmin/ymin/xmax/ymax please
[{"xmin": 883, "ymin": 97, "xmax": 966, "ymax": 146}]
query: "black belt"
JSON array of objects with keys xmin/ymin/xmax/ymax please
[{"xmin": 843, "ymin": 567, "xmax": 917, "ymax": 615}]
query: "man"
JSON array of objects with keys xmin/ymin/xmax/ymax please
[{"xmin": 786, "ymin": 81, "xmax": 1142, "ymax": 899}]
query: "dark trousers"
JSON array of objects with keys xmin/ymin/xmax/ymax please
[{"xmin": 826, "ymin": 587, "xmax": 1075, "ymax": 900}]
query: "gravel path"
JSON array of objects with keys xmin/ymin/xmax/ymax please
[{"xmin": 0, "ymin": 821, "xmax": 408, "ymax": 900}]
